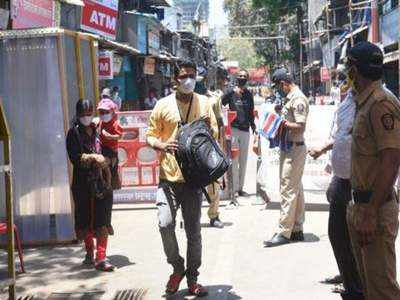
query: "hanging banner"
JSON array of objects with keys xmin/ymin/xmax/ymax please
[
  {"xmin": 81, "ymin": 0, "xmax": 118, "ymax": 40},
  {"xmin": 144, "ymin": 57, "xmax": 156, "ymax": 75},
  {"xmin": 257, "ymin": 104, "xmax": 335, "ymax": 204},
  {"xmin": 320, "ymin": 66, "xmax": 330, "ymax": 82},
  {"xmin": 11, "ymin": 0, "xmax": 58, "ymax": 29},
  {"xmin": 98, "ymin": 51, "xmax": 114, "ymax": 80}
]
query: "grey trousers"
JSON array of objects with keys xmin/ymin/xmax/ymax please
[
  {"xmin": 156, "ymin": 180, "xmax": 203, "ymax": 285},
  {"xmin": 232, "ymin": 127, "xmax": 250, "ymax": 192}
]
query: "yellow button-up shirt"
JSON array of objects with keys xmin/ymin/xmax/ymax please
[
  {"xmin": 352, "ymin": 81, "xmax": 400, "ymax": 190},
  {"xmin": 146, "ymin": 93, "xmax": 218, "ymax": 183}
]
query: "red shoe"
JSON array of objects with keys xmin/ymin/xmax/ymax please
[
  {"xmin": 188, "ymin": 283, "xmax": 208, "ymax": 297},
  {"xmin": 95, "ymin": 260, "xmax": 115, "ymax": 272},
  {"xmin": 165, "ymin": 271, "xmax": 186, "ymax": 295}
]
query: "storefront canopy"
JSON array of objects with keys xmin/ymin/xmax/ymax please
[
  {"xmin": 147, "ymin": 0, "xmax": 171, "ymax": 7},
  {"xmin": 58, "ymin": 0, "xmax": 84, "ymax": 6}
]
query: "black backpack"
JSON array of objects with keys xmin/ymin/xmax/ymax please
[{"xmin": 174, "ymin": 97, "xmax": 230, "ymax": 201}]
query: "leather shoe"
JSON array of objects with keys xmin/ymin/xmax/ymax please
[
  {"xmin": 290, "ymin": 231, "xmax": 304, "ymax": 241},
  {"xmin": 210, "ymin": 217, "xmax": 224, "ymax": 228},
  {"xmin": 238, "ymin": 190, "xmax": 250, "ymax": 197},
  {"xmin": 264, "ymin": 234, "xmax": 291, "ymax": 247}
]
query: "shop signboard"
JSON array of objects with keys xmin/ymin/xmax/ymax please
[
  {"xmin": 81, "ymin": 0, "xmax": 118, "ymax": 40},
  {"xmin": 144, "ymin": 57, "xmax": 156, "ymax": 75},
  {"xmin": 98, "ymin": 51, "xmax": 114, "ymax": 80},
  {"xmin": 113, "ymin": 54, "xmax": 123, "ymax": 76},
  {"xmin": 320, "ymin": 67, "xmax": 330, "ymax": 82},
  {"xmin": 114, "ymin": 111, "xmax": 160, "ymax": 203},
  {"xmin": 11, "ymin": 0, "xmax": 58, "ymax": 29}
]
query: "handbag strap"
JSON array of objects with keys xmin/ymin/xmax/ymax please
[{"xmin": 177, "ymin": 95, "xmax": 194, "ymax": 125}]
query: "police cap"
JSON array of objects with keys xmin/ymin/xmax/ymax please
[
  {"xmin": 271, "ymin": 68, "xmax": 292, "ymax": 87},
  {"xmin": 347, "ymin": 41, "xmax": 383, "ymax": 81}
]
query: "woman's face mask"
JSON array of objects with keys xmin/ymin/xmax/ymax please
[
  {"xmin": 79, "ymin": 115, "xmax": 93, "ymax": 127},
  {"xmin": 100, "ymin": 113, "xmax": 113, "ymax": 123}
]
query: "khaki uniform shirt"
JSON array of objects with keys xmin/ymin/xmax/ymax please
[
  {"xmin": 282, "ymin": 86, "xmax": 309, "ymax": 142},
  {"xmin": 146, "ymin": 93, "xmax": 218, "ymax": 183},
  {"xmin": 209, "ymin": 90, "xmax": 224, "ymax": 121},
  {"xmin": 351, "ymin": 81, "xmax": 400, "ymax": 191}
]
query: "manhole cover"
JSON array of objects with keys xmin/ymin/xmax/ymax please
[
  {"xmin": 113, "ymin": 289, "xmax": 148, "ymax": 300},
  {"xmin": 47, "ymin": 291, "xmax": 104, "ymax": 300}
]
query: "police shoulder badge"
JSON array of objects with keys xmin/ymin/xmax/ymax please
[
  {"xmin": 381, "ymin": 113, "xmax": 395, "ymax": 130},
  {"xmin": 297, "ymin": 103, "xmax": 305, "ymax": 113}
]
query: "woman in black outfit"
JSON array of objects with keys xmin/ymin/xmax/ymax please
[{"xmin": 66, "ymin": 99, "xmax": 115, "ymax": 272}]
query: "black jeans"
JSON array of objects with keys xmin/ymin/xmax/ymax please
[{"xmin": 327, "ymin": 176, "xmax": 363, "ymax": 299}]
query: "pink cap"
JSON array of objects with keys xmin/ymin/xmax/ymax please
[{"xmin": 97, "ymin": 98, "xmax": 117, "ymax": 111}]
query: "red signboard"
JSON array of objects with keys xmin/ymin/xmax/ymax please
[
  {"xmin": 320, "ymin": 67, "xmax": 330, "ymax": 82},
  {"xmin": 11, "ymin": 0, "xmax": 57, "ymax": 29},
  {"xmin": 81, "ymin": 0, "xmax": 118, "ymax": 40},
  {"xmin": 98, "ymin": 51, "xmax": 113, "ymax": 80}
]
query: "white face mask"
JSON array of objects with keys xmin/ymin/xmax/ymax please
[
  {"xmin": 79, "ymin": 116, "xmax": 93, "ymax": 126},
  {"xmin": 178, "ymin": 78, "xmax": 196, "ymax": 94},
  {"xmin": 100, "ymin": 113, "xmax": 113, "ymax": 123}
]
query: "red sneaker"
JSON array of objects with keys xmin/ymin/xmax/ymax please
[
  {"xmin": 165, "ymin": 271, "xmax": 186, "ymax": 295},
  {"xmin": 95, "ymin": 260, "xmax": 115, "ymax": 272},
  {"xmin": 188, "ymin": 283, "xmax": 208, "ymax": 297}
]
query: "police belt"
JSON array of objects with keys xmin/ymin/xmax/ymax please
[
  {"xmin": 353, "ymin": 189, "xmax": 398, "ymax": 204},
  {"xmin": 287, "ymin": 141, "xmax": 305, "ymax": 147}
]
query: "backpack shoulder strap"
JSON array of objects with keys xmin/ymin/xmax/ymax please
[{"xmin": 201, "ymin": 186, "xmax": 212, "ymax": 204}]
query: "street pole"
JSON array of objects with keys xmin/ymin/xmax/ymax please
[
  {"xmin": 371, "ymin": 0, "xmax": 379, "ymax": 43},
  {"xmin": 297, "ymin": 6, "xmax": 304, "ymax": 90},
  {"xmin": 349, "ymin": 0, "xmax": 354, "ymax": 46},
  {"xmin": 325, "ymin": 1, "xmax": 332, "ymax": 90}
]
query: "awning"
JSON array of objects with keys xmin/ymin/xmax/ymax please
[
  {"xmin": 0, "ymin": 27, "xmax": 64, "ymax": 39},
  {"xmin": 97, "ymin": 39, "xmax": 141, "ymax": 56},
  {"xmin": 58, "ymin": 0, "xmax": 84, "ymax": 6},
  {"xmin": 147, "ymin": 0, "xmax": 171, "ymax": 7},
  {"xmin": 384, "ymin": 50, "xmax": 399, "ymax": 64}
]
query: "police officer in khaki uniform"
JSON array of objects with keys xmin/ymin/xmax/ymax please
[
  {"xmin": 205, "ymin": 68, "xmax": 229, "ymax": 228},
  {"xmin": 345, "ymin": 42, "xmax": 400, "ymax": 300},
  {"xmin": 264, "ymin": 68, "xmax": 309, "ymax": 247}
]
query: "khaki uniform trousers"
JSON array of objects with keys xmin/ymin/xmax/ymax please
[
  {"xmin": 277, "ymin": 144, "xmax": 307, "ymax": 239},
  {"xmin": 207, "ymin": 181, "xmax": 220, "ymax": 219},
  {"xmin": 347, "ymin": 198, "xmax": 400, "ymax": 300}
]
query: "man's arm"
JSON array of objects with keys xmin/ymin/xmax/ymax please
[
  {"xmin": 309, "ymin": 141, "xmax": 334, "ymax": 159},
  {"xmin": 146, "ymin": 103, "xmax": 178, "ymax": 153},
  {"xmin": 248, "ymin": 91, "xmax": 256, "ymax": 133},
  {"xmin": 369, "ymin": 149, "xmax": 400, "ymax": 210},
  {"xmin": 357, "ymin": 100, "xmax": 400, "ymax": 246},
  {"xmin": 285, "ymin": 97, "xmax": 308, "ymax": 133},
  {"xmin": 221, "ymin": 87, "xmax": 234, "ymax": 106}
]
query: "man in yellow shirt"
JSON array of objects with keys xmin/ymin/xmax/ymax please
[{"xmin": 146, "ymin": 61, "xmax": 217, "ymax": 297}]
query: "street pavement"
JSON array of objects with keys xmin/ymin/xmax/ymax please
[{"xmin": 1, "ymin": 139, "xmax": 400, "ymax": 299}]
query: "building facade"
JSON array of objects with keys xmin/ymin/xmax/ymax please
[{"xmin": 173, "ymin": 0, "xmax": 209, "ymax": 30}]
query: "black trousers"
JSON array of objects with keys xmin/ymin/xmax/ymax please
[{"xmin": 327, "ymin": 176, "xmax": 363, "ymax": 299}]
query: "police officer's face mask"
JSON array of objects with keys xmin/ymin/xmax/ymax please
[
  {"xmin": 276, "ymin": 82, "xmax": 288, "ymax": 98},
  {"xmin": 346, "ymin": 66, "xmax": 358, "ymax": 92}
]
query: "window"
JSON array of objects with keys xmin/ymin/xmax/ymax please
[{"xmin": 383, "ymin": 0, "xmax": 399, "ymax": 14}]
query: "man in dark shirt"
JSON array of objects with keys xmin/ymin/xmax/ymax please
[{"xmin": 222, "ymin": 69, "xmax": 256, "ymax": 198}]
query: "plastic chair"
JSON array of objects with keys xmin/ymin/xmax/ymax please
[{"xmin": 0, "ymin": 223, "xmax": 25, "ymax": 273}]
